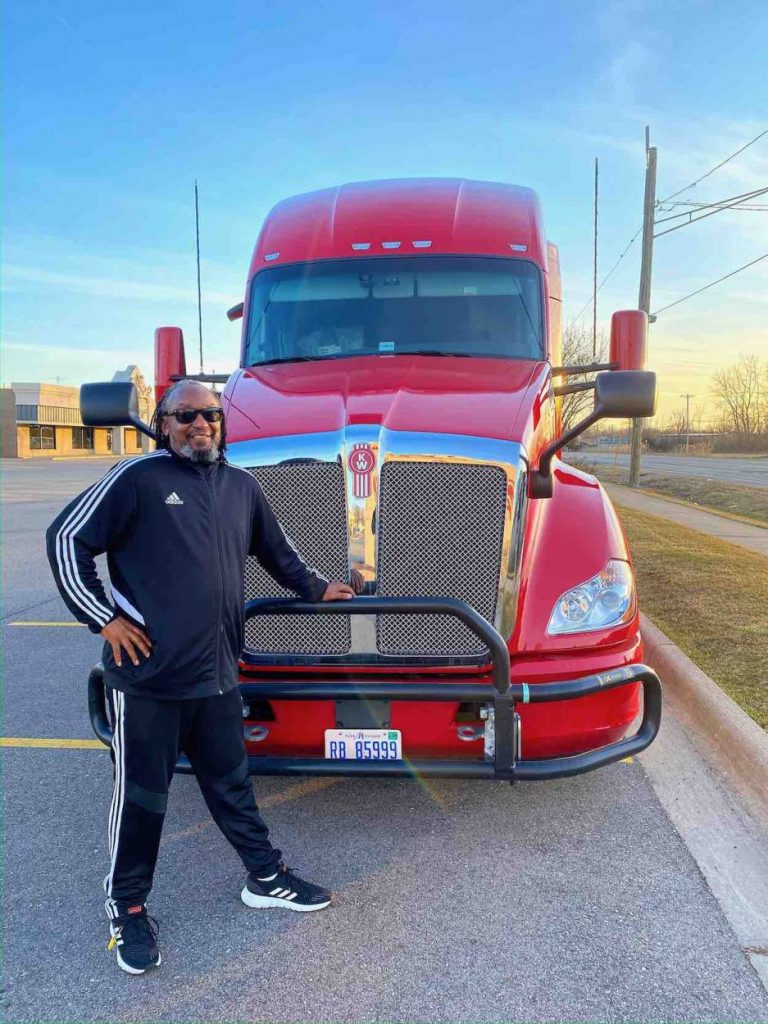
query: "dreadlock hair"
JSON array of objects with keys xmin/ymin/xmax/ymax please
[{"xmin": 150, "ymin": 379, "xmax": 228, "ymax": 462}]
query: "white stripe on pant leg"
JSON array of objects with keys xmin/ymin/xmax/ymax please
[
  {"xmin": 106, "ymin": 691, "xmax": 127, "ymax": 908},
  {"xmin": 109, "ymin": 688, "xmax": 122, "ymax": 854},
  {"xmin": 105, "ymin": 689, "xmax": 123, "ymax": 919},
  {"xmin": 107, "ymin": 689, "xmax": 121, "ymax": 856}
]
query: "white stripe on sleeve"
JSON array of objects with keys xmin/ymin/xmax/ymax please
[{"xmin": 55, "ymin": 452, "xmax": 168, "ymax": 626}]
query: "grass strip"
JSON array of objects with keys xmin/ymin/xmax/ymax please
[
  {"xmin": 572, "ymin": 459, "xmax": 768, "ymax": 525},
  {"xmin": 617, "ymin": 507, "xmax": 768, "ymax": 731}
]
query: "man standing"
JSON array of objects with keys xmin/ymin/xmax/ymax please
[{"xmin": 46, "ymin": 380, "xmax": 356, "ymax": 975}]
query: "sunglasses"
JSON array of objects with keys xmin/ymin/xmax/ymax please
[{"xmin": 168, "ymin": 407, "xmax": 224, "ymax": 425}]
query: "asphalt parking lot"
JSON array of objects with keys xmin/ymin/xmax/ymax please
[{"xmin": 3, "ymin": 458, "xmax": 768, "ymax": 1024}]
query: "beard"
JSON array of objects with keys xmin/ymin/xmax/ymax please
[{"xmin": 178, "ymin": 441, "xmax": 220, "ymax": 464}]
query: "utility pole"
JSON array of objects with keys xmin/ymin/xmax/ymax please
[
  {"xmin": 680, "ymin": 392, "xmax": 695, "ymax": 453},
  {"xmin": 629, "ymin": 128, "xmax": 657, "ymax": 486}
]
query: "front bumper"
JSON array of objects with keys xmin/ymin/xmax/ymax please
[{"xmin": 87, "ymin": 596, "xmax": 662, "ymax": 782}]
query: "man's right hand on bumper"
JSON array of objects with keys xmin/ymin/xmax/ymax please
[{"xmin": 102, "ymin": 616, "xmax": 152, "ymax": 667}]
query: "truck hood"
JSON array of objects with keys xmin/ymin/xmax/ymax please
[{"xmin": 226, "ymin": 356, "xmax": 546, "ymax": 443}]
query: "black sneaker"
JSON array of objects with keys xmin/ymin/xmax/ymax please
[
  {"xmin": 241, "ymin": 863, "xmax": 332, "ymax": 912},
  {"xmin": 108, "ymin": 905, "xmax": 161, "ymax": 975}
]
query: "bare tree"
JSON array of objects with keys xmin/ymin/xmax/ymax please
[
  {"xmin": 664, "ymin": 409, "xmax": 688, "ymax": 435},
  {"xmin": 559, "ymin": 323, "xmax": 607, "ymax": 431},
  {"xmin": 711, "ymin": 355, "xmax": 765, "ymax": 434}
]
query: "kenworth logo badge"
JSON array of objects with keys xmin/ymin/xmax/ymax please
[{"xmin": 349, "ymin": 443, "xmax": 376, "ymax": 499}]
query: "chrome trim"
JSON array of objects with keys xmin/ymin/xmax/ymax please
[{"xmin": 228, "ymin": 428, "xmax": 526, "ymax": 663}]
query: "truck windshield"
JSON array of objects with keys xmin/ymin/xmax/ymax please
[{"xmin": 244, "ymin": 256, "xmax": 544, "ymax": 367}]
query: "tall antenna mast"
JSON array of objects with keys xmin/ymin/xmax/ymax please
[
  {"xmin": 195, "ymin": 180, "xmax": 204, "ymax": 373},
  {"xmin": 593, "ymin": 157, "xmax": 598, "ymax": 359}
]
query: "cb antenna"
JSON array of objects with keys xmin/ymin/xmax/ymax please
[{"xmin": 195, "ymin": 180, "xmax": 204, "ymax": 373}]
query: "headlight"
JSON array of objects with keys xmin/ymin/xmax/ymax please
[{"xmin": 547, "ymin": 560, "xmax": 635, "ymax": 635}]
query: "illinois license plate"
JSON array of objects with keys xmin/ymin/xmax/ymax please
[{"xmin": 324, "ymin": 729, "xmax": 402, "ymax": 760}]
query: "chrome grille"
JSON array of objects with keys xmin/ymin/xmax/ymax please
[
  {"xmin": 243, "ymin": 462, "xmax": 351, "ymax": 655},
  {"xmin": 376, "ymin": 462, "xmax": 508, "ymax": 656}
]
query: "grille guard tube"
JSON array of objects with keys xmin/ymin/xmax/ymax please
[{"xmin": 87, "ymin": 596, "xmax": 661, "ymax": 781}]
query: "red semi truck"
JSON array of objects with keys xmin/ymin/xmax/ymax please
[{"xmin": 84, "ymin": 177, "xmax": 661, "ymax": 782}]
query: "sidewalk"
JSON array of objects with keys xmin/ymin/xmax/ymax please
[{"xmin": 605, "ymin": 483, "xmax": 768, "ymax": 557}]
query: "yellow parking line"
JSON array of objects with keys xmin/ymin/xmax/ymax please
[
  {"xmin": 8, "ymin": 621, "xmax": 86, "ymax": 627},
  {"xmin": 1, "ymin": 737, "xmax": 105, "ymax": 749}
]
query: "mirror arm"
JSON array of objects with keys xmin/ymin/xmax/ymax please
[
  {"xmin": 130, "ymin": 416, "xmax": 156, "ymax": 441},
  {"xmin": 169, "ymin": 373, "xmax": 230, "ymax": 384},
  {"xmin": 552, "ymin": 361, "xmax": 617, "ymax": 376},
  {"xmin": 553, "ymin": 380, "xmax": 596, "ymax": 398},
  {"xmin": 531, "ymin": 407, "xmax": 603, "ymax": 499}
]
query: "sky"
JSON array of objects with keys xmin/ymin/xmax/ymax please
[{"xmin": 3, "ymin": 0, "xmax": 767, "ymax": 425}]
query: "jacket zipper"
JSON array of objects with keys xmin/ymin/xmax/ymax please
[{"xmin": 205, "ymin": 472, "xmax": 226, "ymax": 695}]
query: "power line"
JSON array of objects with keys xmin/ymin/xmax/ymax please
[
  {"xmin": 655, "ymin": 186, "xmax": 768, "ymax": 223},
  {"xmin": 659, "ymin": 126, "xmax": 768, "ymax": 204},
  {"xmin": 654, "ymin": 186, "xmax": 768, "ymax": 238},
  {"xmin": 651, "ymin": 251, "xmax": 768, "ymax": 316},
  {"xmin": 659, "ymin": 198, "xmax": 768, "ymax": 213},
  {"xmin": 572, "ymin": 225, "xmax": 642, "ymax": 322}
]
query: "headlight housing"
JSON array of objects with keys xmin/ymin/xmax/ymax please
[{"xmin": 547, "ymin": 560, "xmax": 636, "ymax": 636}]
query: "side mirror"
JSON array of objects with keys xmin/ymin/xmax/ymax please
[
  {"xmin": 610, "ymin": 310, "xmax": 647, "ymax": 371},
  {"xmin": 532, "ymin": 369, "xmax": 657, "ymax": 497},
  {"xmin": 80, "ymin": 382, "xmax": 156, "ymax": 440},
  {"xmin": 155, "ymin": 326, "xmax": 187, "ymax": 405},
  {"xmin": 594, "ymin": 370, "xmax": 657, "ymax": 419}
]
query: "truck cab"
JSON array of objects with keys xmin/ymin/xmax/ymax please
[{"xmin": 84, "ymin": 177, "xmax": 660, "ymax": 782}]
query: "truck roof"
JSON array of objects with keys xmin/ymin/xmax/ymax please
[{"xmin": 248, "ymin": 177, "xmax": 547, "ymax": 279}]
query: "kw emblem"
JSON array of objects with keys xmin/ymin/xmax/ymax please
[{"xmin": 349, "ymin": 443, "xmax": 376, "ymax": 499}]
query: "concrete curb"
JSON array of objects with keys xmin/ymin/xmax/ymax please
[{"xmin": 641, "ymin": 612, "xmax": 768, "ymax": 823}]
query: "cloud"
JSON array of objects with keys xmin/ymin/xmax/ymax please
[
  {"xmin": 3, "ymin": 340, "xmax": 147, "ymax": 360},
  {"xmin": 1, "ymin": 263, "xmax": 239, "ymax": 306},
  {"xmin": 598, "ymin": 41, "xmax": 654, "ymax": 110}
]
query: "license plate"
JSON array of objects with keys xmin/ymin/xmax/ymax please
[{"xmin": 324, "ymin": 729, "xmax": 402, "ymax": 760}]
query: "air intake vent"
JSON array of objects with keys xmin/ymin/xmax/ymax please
[
  {"xmin": 376, "ymin": 462, "xmax": 508, "ymax": 656},
  {"xmin": 243, "ymin": 462, "xmax": 351, "ymax": 655}
]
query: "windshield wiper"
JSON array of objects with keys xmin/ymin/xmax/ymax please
[
  {"xmin": 403, "ymin": 349, "xmax": 470, "ymax": 357},
  {"xmin": 254, "ymin": 355, "xmax": 332, "ymax": 367}
]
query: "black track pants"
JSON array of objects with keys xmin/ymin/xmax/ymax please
[{"xmin": 103, "ymin": 687, "xmax": 281, "ymax": 918}]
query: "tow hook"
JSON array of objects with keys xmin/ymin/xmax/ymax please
[
  {"xmin": 480, "ymin": 705, "xmax": 522, "ymax": 762},
  {"xmin": 456, "ymin": 725, "xmax": 484, "ymax": 742},
  {"xmin": 245, "ymin": 725, "xmax": 270, "ymax": 742}
]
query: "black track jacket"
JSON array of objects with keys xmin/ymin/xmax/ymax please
[{"xmin": 46, "ymin": 449, "xmax": 329, "ymax": 699}]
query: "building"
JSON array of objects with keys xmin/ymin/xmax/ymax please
[
  {"xmin": 10, "ymin": 366, "xmax": 154, "ymax": 459},
  {"xmin": 1, "ymin": 388, "xmax": 18, "ymax": 457}
]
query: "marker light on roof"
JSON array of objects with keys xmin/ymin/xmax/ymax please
[
  {"xmin": 381, "ymin": 241, "xmax": 401, "ymax": 249},
  {"xmin": 264, "ymin": 252, "xmax": 280, "ymax": 261},
  {"xmin": 412, "ymin": 240, "xmax": 432, "ymax": 248},
  {"xmin": 351, "ymin": 243, "xmax": 371, "ymax": 251},
  {"xmin": 510, "ymin": 244, "xmax": 528, "ymax": 252}
]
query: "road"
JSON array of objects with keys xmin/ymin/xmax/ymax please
[
  {"xmin": 573, "ymin": 452, "xmax": 768, "ymax": 488},
  {"xmin": 2, "ymin": 459, "xmax": 767, "ymax": 1023}
]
